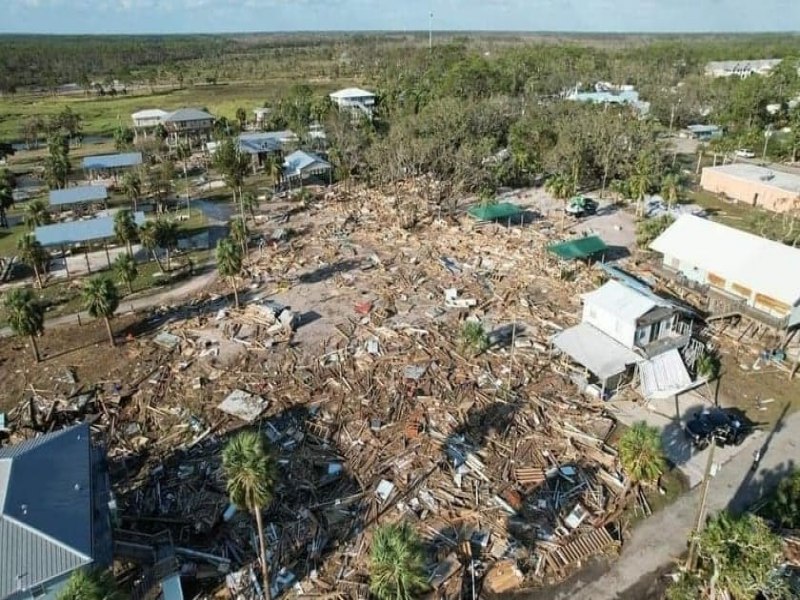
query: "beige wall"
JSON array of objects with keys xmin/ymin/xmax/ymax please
[{"xmin": 700, "ymin": 169, "xmax": 800, "ymax": 213}]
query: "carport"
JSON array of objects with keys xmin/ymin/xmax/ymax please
[
  {"xmin": 49, "ymin": 185, "xmax": 108, "ymax": 212},
  {"xmin": 35, "ymin": 212, "xmax": 145, "ymax": 276},
  {"xmin": 547, "ymin": 235, "xmax": 608, "ymax": 261}
]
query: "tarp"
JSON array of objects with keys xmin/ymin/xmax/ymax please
[
  {"xmin": 467, "ymin": 202, "xmax": 522, "ymax": 221},
  {"xmin": 552, "ymin": 322, "xmax": 642, "ymax": 381},
  {"xmin": 547, "ymin": 235, "xmax": 608, "ymax": 260}
]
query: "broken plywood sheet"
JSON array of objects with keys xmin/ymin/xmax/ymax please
[{"xmin": 217, "ymin": 390, "xmax": 267, "ymax": 422}]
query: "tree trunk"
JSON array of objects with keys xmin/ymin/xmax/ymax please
[
  {"xmin": 254, "ymin": 507, "xmax": 271, "ymax": 600},
  {"xmin": 126, "ymin": 241, "xmax": 132, "ymax": 257},
  {"xmin": 231, "ymin": 277, "xmax": 239, "ymax": 308},
  {"xmin": 29, "ymin": 334, "xmax": 40, "ymax": 363},
  {"xmin": 128, "ymin": 281, "xmax": 134, "ymax": 295},
  {"xmin": 152, "ymin": 250, "xmax": 164, "ymax": 273},
  {"xmin": 33, "ymin": 263, "xmax": 43, "ymax": 288},
  {"xmin": 166, "ymin": 248, "xmax": 171, "ymax": 272},
  {"xmin": 104, "ymin": 317, "xmax": 115, "ymax": 347}
]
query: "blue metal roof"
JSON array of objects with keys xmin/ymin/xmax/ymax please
[
  {"xmin": 283, "ymin": 150, "xmax": 331, "ymax": 176},
  {"xmin": 0, "ymin": 424, "xmax": 95, "ymax": 597},
  {"xmin": 35, "ymin": 212, "xmax": 145, "ymax": 247},
  {"xmin": 82, "ymin": 152, "xmax": 143, "ymax": 170},
  {"xmin": 49, "ymin": 185, "xmax": 108, "ymax": 206}
]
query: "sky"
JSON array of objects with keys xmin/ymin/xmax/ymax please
[{"xmin": 2, "ymin": 0, "xmax": 799, "ymax": 35}]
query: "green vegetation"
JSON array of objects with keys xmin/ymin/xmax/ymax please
[
  {"xmin": 57, "ymin": 568, "xmax": 122, "ymax": 600},
  {"xmin": 216, "ymin": 236, "xmax": 244, "ymax": 308},
  {"xmin": 696, "ymin": 350, "xmax": 721, "ymax": 380},
  {"xmin": 635, "ymin": 215, "xmax": 675, "ymax": 249},
  {"xmin": 223, "ymin": 431, "xmax": 277, "ymax": 600},
  {"xmin": 82, "ymin": 276, "xmax": 120, "ymax": 347},
  {"xmin": 114, "ymin": 253, "xmax": 138, "ymax": 295},
  {"xmin": 369, "ymin": 522, "xmax": 429, "ymax": 600},
  {"xmin": 668, "ymin": 512, "xmax": 787, "ymax": 600},
  {"xmin": 4, "ymin": 288, "xmax": 45, "ymax": 362},
  {"xmin": 763, "ymin": 468, "xmax": 800, "ymax": 529},
  {"xmin": 617, "ymin": 421, "xmax": 666, "ymax": 485},
  {"xmin": 460, "ymin": 320, "xmax": 490, "ymax": 355}
]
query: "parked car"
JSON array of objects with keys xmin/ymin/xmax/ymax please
[
  {"xmin": 685, "ymin": 408, "xmax": 749, "ymax": 450},
  {"xmin": 565, "ymin": 196, "xmax": 598, "ymax": 217},
  {"xmin": 734, "ymin": 148, "xmax": 756, "ymax": 158}
]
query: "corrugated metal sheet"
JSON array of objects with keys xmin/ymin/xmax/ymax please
[
  {"xmin": 163, "ymin": 108, "xmax": 213, "ymax": 123},
  {"xmin": 582, "ymin": 281, "xmax": 658, "ymax": 324},
  {"xmin": 329, "ymin": 87, "xmax": 375, "ymax": 100},
  {"xmin": 82, "ymin": 152, "xmax": 143, "ymax": 170},
  {"xmin": 35, "ymin": 212, "xmax": 145, "ymax": 247},
  {"xmin": 283, "ymin": 150, "xmax": 330, "ymax": 176},
  {"xmin": 49, "ymin": 186, "xmax": 107, "ymax": 206},
  {"xmin": 0, "ymin": 424, "xmax": 95, "ymax": 597},
  {"xmin": 639, "ymin": 349, "xmax": 692, "ymax": 399},
  {"xmin": 651, "ymin": 215, "xmax": 800, "ymax": 308},
  {"xmin": 547, "ymin": 235, "xmax": 608, "ymax": 260},
  {"xmin": 552, "ymin": 322, "xmax": 642, "ymax": 381}
]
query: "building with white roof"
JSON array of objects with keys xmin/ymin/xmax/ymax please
[
  {"xmin": 650, "ymin": 215, "xmax": 800, "ymax": 328},
  {"xmin": 329, "ymin": 87, "xmax": 376, "ymax": 118},
  {"xmin": 705, "ymin": 59, "xmax": 782, "ymax": 78},
  {"xmin": 700, "ymin": 164, "xmax": 800, "ymax": 214}
]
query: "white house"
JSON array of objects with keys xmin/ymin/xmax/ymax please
[
  {"xmin": 131, "ymin": 109, "xmax": 169, "ymax": 140},
  {"xmin": 704, "ymin": 59, "xmax": 782, "ymax": 78},
  {"xmin": 329, "ymin": 87, "xmax": 376, "ymax": 118},
  {"xmin": 650, "ymin": 215, "xmax": 800, "ymax": 329},
  {"xmin": 553, "ymin": 281, "xmax": 692, "ymax": 398}
]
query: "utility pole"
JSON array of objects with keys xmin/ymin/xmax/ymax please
[
  {"xmin": 686, "ymin": 439, "xmax": 717, "ymax": 571},
  {"xmin": 429, "ymin": 12, "xmax": 433, "ymax": 51}
]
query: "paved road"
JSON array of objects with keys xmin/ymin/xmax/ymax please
[
  {"xmin": 0, "ymin": 264, "xmax": 219, "ymax": 338},
  {"xmin": 546, "ymin": 406, "xmax": 800, "ymax": 600}
]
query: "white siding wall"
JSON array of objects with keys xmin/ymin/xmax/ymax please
[{"xmin": 582, "ymin": 302, "xmax": 636, "ymax": 348}]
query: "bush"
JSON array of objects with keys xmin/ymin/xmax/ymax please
[
  {"xmin": 460, "ymin": 321, "xmax": 489, "ymax": 354},
  {"xmin": 636, "ymin": 214, "xmax": 674, "ymax": 248},
  {"xmin": 696, "ymin": 350, "xmax": 721, "ymax": 379},
  {"xmin": 764, "ymin": 468, "xmax": 800, "ymax": 529}
]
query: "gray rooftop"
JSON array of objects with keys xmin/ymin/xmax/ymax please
[
  {"xmin": 283, "ymin": 150, "xmax": 331, "ymax": 176},
  {"xmin": 49, "ymin": 185, "xmax": 108, "ymax": 207},
  {"xmin": 163, "ymin": 108, "xmax": 214, "ymax": 123},
  {"xmin": 35, "ymin": 212, "xmax": 145, "ymax": 247},
  {"xmin": 82, "ymin": 152, "xmax": 143, "ymax": 170},
  {"xmin": 238, "ymin": 131, "xmax": 296, "ymax": 155},
  {"xmin": 0, "ymin": 424, "xmax": 95, "ymax": 598},
  {"xmin": 704, "ymin": 163, "xmax": 800, "ymax": 195}
]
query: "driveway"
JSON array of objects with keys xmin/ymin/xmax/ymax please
[
  {"xmin": 610, "ymin": 391, "xmax": 761, "ymax": 487},
  {"xmin": 541, "ymin": 398, "xmax": 797, "ymax": 600}
]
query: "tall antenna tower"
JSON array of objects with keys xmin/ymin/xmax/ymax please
[{"xmin": 429, "ymin": 11, "xmax": 433, "ymax": 50}]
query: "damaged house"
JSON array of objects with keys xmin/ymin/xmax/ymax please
[{"xmin": 552, "ymin": 280, "xmax": 696, "ymax": 399}]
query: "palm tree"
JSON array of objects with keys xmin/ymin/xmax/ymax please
[
  {"xmin": 155, "ymin": 219, "xmax": 179, "ymax": 271},
  {"xmin": 216, "ymin": 236, "xmax": 243, "ymax": 308},
  {"xmin": 57, "ymin": 568, "xmax": 122, "ymax": 600},
  {"xmin": 5, "ymin": 288, "xmax": 45, "ymax": 362},
  {"xmin": 83, "ymin": 277, "xmax": 120, "ymax": 347},
  {"xmin": 138, "ymin": 221, "xmax": 164, "ymax": 272},
  {"xmin": 25, "ymin": 199, "xmax": 51, "ymax": 230},
  {"xmin": 266, "ymin": 155, "xmax": 282, "ymax": 191},
  {"xmin": 114, "ymin": 252, "xmax": 138, "ymax": 294},
  {"xmin": 546, "ymin": 173, "xmax": 576, "ymax": 228},
  {"xmin": 235, "ymin": 107, "xmax": 248, "ymax": 130},
  {"xmin": 113, "ymin": 209, "xmax": 138, "ymax": 256},
  {"xmin": 660, "ymin": 173, "xmax": 682, "ymax": 208},
  {"xmin": 0, "ymin": 169, "xmax": 14, "ymax": 228},
  {"xmin": 222, "ymin": 431, "xmax": 276, "ymax": 599},
  {"xmin": 369, "ymin": 522, "xmax": 428, "ymax": 600},
  {"xmin": 17, "ymin": 234, "xmax": 48, "ymax": 288},
  {"xmin": 230, "ymin": 216, "xmax": 248, "ymax": 258},
  {"xmin": 241, "ymin": 191, "xmax": 258, "ymax": 220},
  {"xmin": 121, "ymin": 171, "xmax": 142, "ymax": 212},
  {"xmin": 618, "ymin": 421, "xmax": 666, "ymax": 486}
]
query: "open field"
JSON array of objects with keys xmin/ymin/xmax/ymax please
[{"xmin": 0, "ymin": 79, "xmax": 359, "ymax": 140}]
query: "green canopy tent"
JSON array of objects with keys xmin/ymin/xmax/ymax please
[
  {"xmin": 467, "ymin": 202, "xmax": 523, "ymax": 222},
  {"xmin": 547, "ymin": 235, "xmax": 608, "ymax": 261}
]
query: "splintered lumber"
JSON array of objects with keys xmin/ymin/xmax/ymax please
[
  {"xmin": 514, "ymin": 466, "xmax": 547, "ymax": 486},
  {"xmin": 543, "ymin": 527, "xmax": 618, "ymax": 572}
]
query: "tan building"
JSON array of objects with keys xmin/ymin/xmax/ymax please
[{"xmin": 700, "ymin": 164, "xmax": 800, "ymax": 214}]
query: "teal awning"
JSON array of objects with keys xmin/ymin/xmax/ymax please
[
  {"xmin": 547, "ymin": 235, "xmax": 608, "ymax": 260},
  {"xmin": 468, "ymin": 202, "xmax": 522, "ymax": 221}
]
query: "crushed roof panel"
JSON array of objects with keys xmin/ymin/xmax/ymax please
[
  {"xmin": 35, "ymin": 212, "xmax": 145, "ymax": 247},
  {"xmin": 49, "ymin": 186, "xmax": 108, "ymax": 207},
  {"xmin": 582, "ymin": 281, "xmax": 658, "ymax": 323}
]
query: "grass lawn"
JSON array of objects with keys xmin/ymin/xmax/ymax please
[
  {"xmin": 0, "ymin": 223, "xmax": 29, "ymax": 256},
  {"xmin": 0, "ymin": 79, "xmax": 355, "ymax": 141}
]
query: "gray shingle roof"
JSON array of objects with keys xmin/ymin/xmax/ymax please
[
  {"xmin": 0, "ymin": 424, "xmax": 96, "ymax": 598},
  {"xmin": 163, "ymin": 108, "xmax": 214, "ymax": 123}
]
